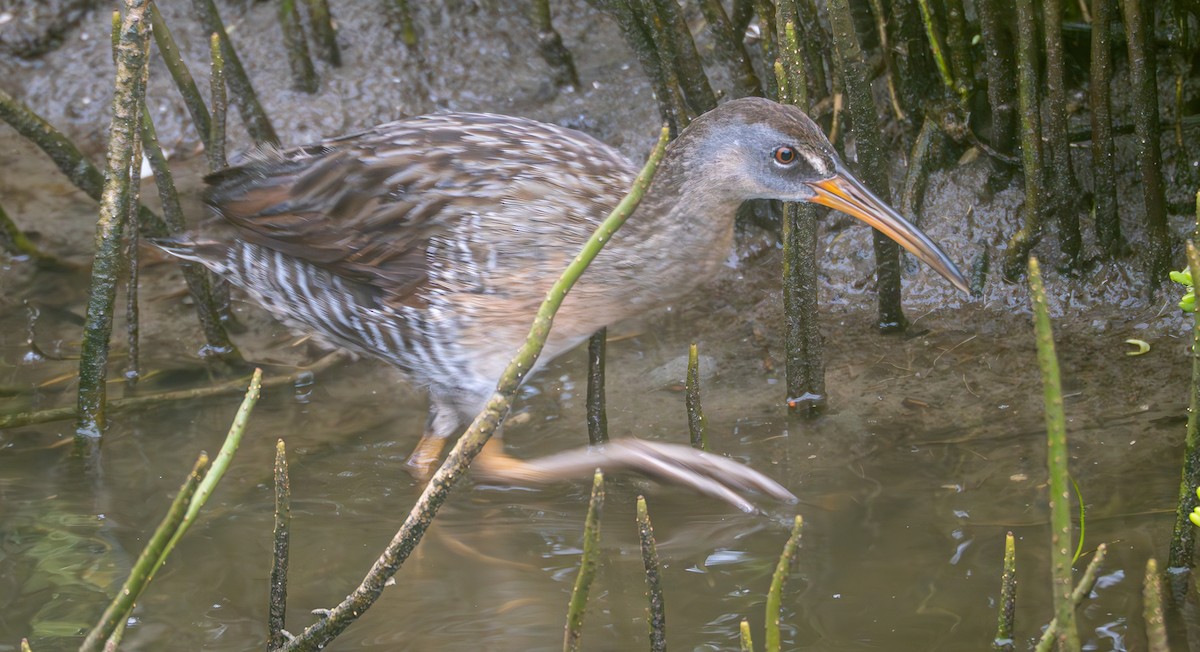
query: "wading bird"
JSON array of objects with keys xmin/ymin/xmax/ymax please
[{"xmin": 161, "ymin": 97, "xmax": 969, "ymax": 513}]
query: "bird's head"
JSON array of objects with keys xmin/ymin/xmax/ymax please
[{"xmin": 676, "ymin": 97, "xmax": 970, "ymax": 294}]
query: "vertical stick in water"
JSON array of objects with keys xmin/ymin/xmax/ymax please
[
  {"xmin": 77, "ymin": 0, "xmax": 152, "ymax": 437},
  {"xmin": 123, "ymin": 12, "xmax": 151, "ymax": 389},
  {"xmin": 586, "ymin": 328, "xmax": 609, "ymax": 445},
  {"xmin": 304, "ymin": 0, "xmax": 341, "ymax": 66},
  {"xmin": 208, "ymin": 32, "xmax": 228, "ymax": 171},
  {"xmin": 636, "ymin": 496, "xmax": 665, "ymax": 652},
  {"xmin": 191, "ymin": 0, "xmax": 279, "ymax": 145},
  {"xmin": 765, "ymin": 515, "xmax": 803, "ymax": 652},
  {"xmin": 777, "ymin": 12, "xmax": 825, "ymax": 416},
  {"xmin": 531, "ymin": 0, "xmax": 580, "ymax": 88},
  {"xmin": 1027, "ymin": 258, "xmax": 1079, "ymax": 652},
  {"xmin": 270, "ymin": 439, "xmax": 292, "ymax": 650},
  {"xmin": 740, "ymin": 619, "xmax": 754, "ymax": 651},
  {"xmin": 1041, "ymin": 0, "xmax": 1083, "ymax": 266},
  {"xmin": 686, "ymin": 343, "xmax": 709, "ymax": 451},
  {"xmin": 976, "ymin": 0, "xmax": 1015, "ymax": 154},
  {"xmin": 148, "ymin": 3, "xmax": 212, "ymax": 144},
  {"xmin": 1143, "ymin": 558, "xmax": 1169, "ymax": 652},
  {"xmin": 279, "ymin": 0, "xmax": 318, "ymax": 93},
  {"xmin": 1090, "ymin": 0, "xmax": 1121, "ymax": 256},
  {"xmin": 563, "ymin": 471, "xmax": 605, "ymax": 652},
  {"xmin": 140, "ymin": 110, "xmax": 240, "ymax": 360},
  {"xmin": 1002, "ymin": 0, "xmax": 1044, "ymax": 279},
  {"xmin": 1119, "ymin": 0, "xmax": 1169, "ymax": 285},
  {"xmin": 827, "ymin": 0, "xmax": 905, "ymax": 331},
  {"xmin": 1035, "ymin": 544, "xmax": 1107, "ymax": 650},
  {"xmin": 1169, "ymin": 242, "xmax": 1200, "ymax": 573},
  {"xmin": 994, "ymin": 532, "xmax": 1016, "ymax": 651}
]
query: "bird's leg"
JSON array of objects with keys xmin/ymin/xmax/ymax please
[
  {"xmin": 403, "ymin": 402, "xmax": 458, "ymax": 481},
  {"xmin": 472, "ymin": 438, "xmax": 798, "ymax": 514},
  {"xmin": 403, "ymin": 433, "xmax": 446, "ymax": 481},
  {"xmin": 473, "ymin": 437, "xmax": 559, "ymax": 483}
]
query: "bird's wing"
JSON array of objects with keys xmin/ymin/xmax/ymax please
[{"xmin": 204, "ymin": 113, "xmax": 634, "ymax": 310}]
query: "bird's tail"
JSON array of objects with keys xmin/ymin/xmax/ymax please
[
  {"xmin": 150, "ymin": 237, "xmax": 220, "ymax": 263},
  {"xmin": 148, "ymin": 237, "xmax": 236, "ymax": 277}
]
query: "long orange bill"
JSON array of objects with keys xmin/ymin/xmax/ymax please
[{"xmin": 808, "ymin": 164, "xmax": 970, "ymax": 294}]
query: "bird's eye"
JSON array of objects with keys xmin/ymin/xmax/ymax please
[{"xmin": 773, "ymin": 146, "xmax": 797, "ymax": 166}]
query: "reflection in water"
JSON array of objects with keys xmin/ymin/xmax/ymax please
[{"xmin": 0, "ymin": 243, "xmax": 1191, "ymax": 649}]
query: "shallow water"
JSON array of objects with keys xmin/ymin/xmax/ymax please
[{"xmin": 2, "ymin": 2, "xmax": 1198, "ymax": 651}]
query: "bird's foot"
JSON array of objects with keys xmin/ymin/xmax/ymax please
[{"xmin": 473, "ymin": 438, "xmax": 797, "ymax": 514}]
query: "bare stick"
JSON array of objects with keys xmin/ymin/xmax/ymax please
[
  {"xmin": 303, "ymin": 0, "xmax": 341, "ymax": 66},
  {"xmin": 279, "ymin": 0, "xmax": 318, "ymax": 93},
  {"xmin": 686, "ymin": 343, "xmax": 708, "ymax": 451},
  {"xmin": 148, "ymin": 2, "xmax": 211, "ymax": 143},
  {"xmin": 76, "ymin": 0, "xmax": 152, "ymax": 437},
  {"xmin": 637, "ymin": 496, "xmax": 665, "ymax": 652},
  {"xmin": 191, "ymin": 0, "xmax": 279, "ymax": 145},
  {"xmin": 586, "ymin": 328, "xmax": 608, "ymax": 445},
  {"xmin": 269, "ymin": 439, "xmax": 292, "ymax": 649}
]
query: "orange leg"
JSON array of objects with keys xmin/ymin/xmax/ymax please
[
  {"xmin": 406, "ymin": 431, "xmax": 542, "ymax": 482},
  {"xmin": 473, "ymin": 437, "xmax": 557, "ymax": 484},
  {"xmin": 403, "ymin": 432, "xmax": 447, "ymax": 481}
]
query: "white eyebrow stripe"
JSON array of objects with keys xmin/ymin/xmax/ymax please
[{"xmin": 802, "ymin": 151, "xmax": 829, "ymax": 176}]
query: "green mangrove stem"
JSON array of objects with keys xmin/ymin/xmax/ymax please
[
  {"xmin": 564, "ymin": 471, "xmax": 605, "ymax": 652},
  {"xmin": 80, "ymin": 454, "xmax": 208, "ymax": 651},
  {"xmin": 1035, "ymin": 543, "xmax": 1107, "ymax": 652},
  {"xmin": 1002, "ymin": 0, "xmax": 1044, "ymax": 279},
  {"xmin": 1169, "ymin": 242, "xmax": 1200, "ymax": 572},
  {"xmin": 765, "ymin": 515, "xmax": 803, "ymax": 652},
  {"xmin": 1144, "ymin": 558, "xmax": 1169, "ymax": 651},
  {"xmin": 191, "ymin": 0, "xmax": 278, "ymax": 145},
  {"xmin": 1028, "ymin": 258, "xmax": 1079, "ymax": 652},
  {"xmin": 994, "ymin": 531, "xmax": 1016, "ymax": 650},
  {"xmin": 637, "ymin": 496, "xmax": 666, "ymax": 652},
  {"xmin": 148, "ymin": 2, "xmax": 211, "ymax": 144}
]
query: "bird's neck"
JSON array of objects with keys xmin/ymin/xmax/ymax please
[
  {"xmin": 609, "ymin": 147, "xmax": 744, "ymax": 294},
  {"xmin": 552, "ymin": 148, "xmax": 743, "ymax": 345}
]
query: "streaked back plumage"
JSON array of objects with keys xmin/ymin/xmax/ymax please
[{"xmin": 166, "ymin": 97, "xmax": 965, "ymax": 453}]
